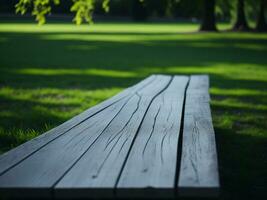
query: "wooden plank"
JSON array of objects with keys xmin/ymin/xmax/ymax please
[
  {"xmin": 0, "ymin": 75, "xmax": 171, "ymax": 199},
  {"xmin": 0, "ymin": 75, "xmax": 156, "ymax": 176},
  {"xmin": 117, "ymin": 76, "xmax": 191, "ymax": 198},
  {"xmin": 54, "ymin": 76, "xmax": 173, "ymax": 199},
  {"xmin": 0, "ymin": 96, "xmax": 133, "ymax": 199},
  {"xmin": 116, "ymin": 76, "xmax": 189, "ymax": 198},
  {"xmin": 178, "ymin": 75, "xmax": 220, "ymax": 197}
]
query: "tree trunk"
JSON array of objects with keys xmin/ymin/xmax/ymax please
[
  {"xmin": 200, "ymin": 0, "xmax": 217, "ymax": 31},
  {"xmin": 233, "ymin": 0, "xmax": 250, "ymax": 31},
  {"xmin": 256, "ymin": 0, "xmax": 267, "ymax": 32}
]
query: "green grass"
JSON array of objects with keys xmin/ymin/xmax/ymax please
[{"xmin": 0, "ymin": 22, "xmax": 266, "ymax": 199}]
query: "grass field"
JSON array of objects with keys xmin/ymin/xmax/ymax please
[{"xmin": 0, "ymin": 22, "xmax": 266, "ymax": 199}]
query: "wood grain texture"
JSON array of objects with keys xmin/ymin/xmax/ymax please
[
  {"xmin": 0, "ymin": 74, "xmax": 220, "ymax": 199},
  {"xmin": 178, "ymin": 75, "xmax": 220, "ymax": 197},
  {"xmin": 0, "ymin": 75, "xmax": 171, "ymax": 199},
  {"xmin": 116, "ymin": 76, "xmax": 189, "ymax": 198},
  {"xmin": 0, "ymin": 75, "xmax": 155, "ymax": 176},
  {"xmin": 54, "ymin": 76, "xmax": 172, "ymax": 199}
]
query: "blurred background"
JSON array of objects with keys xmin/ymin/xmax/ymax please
[
  {"xmin": 0, "ymin": 0, "xmax": 266, "ymax": 199},
  {"xmin": 0, "ymin": 0, "xmax": 264, "ymax": 24}
]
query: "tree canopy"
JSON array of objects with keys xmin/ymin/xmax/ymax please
[{"xmin": 13, "ymin": 0, "xmax": 267, "ymax": 32}]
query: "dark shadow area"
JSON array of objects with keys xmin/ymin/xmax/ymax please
[
  {"xmin": 211, "ymin": 91, "xmax": 267, "ymax": 199},
  {"xmin": 0, "ymin": 71, "xmax": 142, "ymax": 90},
  {"xmin": 215, "ymin": 127, "xmax": 267, "ymax": 199},
  {"xmin": 210, "ymin": 75, "xmax": 267, "ymax": 90}
]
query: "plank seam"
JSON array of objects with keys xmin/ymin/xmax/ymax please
[
  {"xmin": 174, "ymin": 76, "xmax": 190, "ymax": 196},
  {"xmin": 114, "ymin": 76, "xmax": 174, "ymax": 195}
]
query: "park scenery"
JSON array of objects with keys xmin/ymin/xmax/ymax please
[{"xmin": 0, "ymin": 0, "xmax": 266, "ymax": 199}]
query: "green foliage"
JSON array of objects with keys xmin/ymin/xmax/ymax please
[
  {"xmin": 71, "ymin": 0, "xmax": 95, "ymax": 25},
  {"xmin": 15, "ymin": 0, "xmax": 60, "ymax": 25},
  {"xmin": 15, "ymin": 0, "xmax": 110, "ymax": 25},
  {"xmin": 15, "ymin": 0, "xmax": 31, "ymax": 15},
  {"xmin": 102, "ymin": 0, "xmax": 109, "ymax": 12}
]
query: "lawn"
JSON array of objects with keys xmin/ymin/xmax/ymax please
[{"xmin": 0, "ymin": 22, "xmax": 266, "ymax": 199}]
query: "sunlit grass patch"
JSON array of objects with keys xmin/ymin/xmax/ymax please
[
  {"xmin": 212, "ymin": 97, "xmax": 267, "ymax": 111},
  {"xmin": 16, "ymin": 68, "xmax": 137, "ymax": 77},
  {"xmin": 0, "ymin": 23, "xmax": 199, "ymax": 33},
  {"xmin": 210, "ymin": 88, "xmax": 267, "ymax": 96}
]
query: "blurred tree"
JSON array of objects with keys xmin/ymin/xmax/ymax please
[
  {"xmin": 131, "ymin": 0, "xmax": 148, "ymax": 21},
  {"xmin": 233, "ymin": 0, "xmax": 250, "ymax": 30},
  {"xmin": 146, "ymin": 0, "xmax": 172, "ymax": 18},
  {"xmin": 216, "ymin": 0, "xmax": 232, "ymax": 21},
  {"xmin": 171, "ymin": 0, "xmax": 201, "ymax": 19},
  {"xmin": 13, "ymin": 0, "xmax": 266, "ymax": 32},
  {"xmin": 256, "ymin": 0, "xmax": 267, "ymax": 31},
  {"xmin": 200, "ymin": 0, "xmax": 217, "ymax": 31}
]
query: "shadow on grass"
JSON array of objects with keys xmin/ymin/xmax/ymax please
[
  {"xmin": 0, "ymin": 71, "xmax": 142, "ymax": 90},
  {"xmin": 0, "ymin": 32, "xmax": 266, "ymax": 90},
  {"xmin": 216, "ymin": 127, "xmax": 267, "ymax": 200},
  {"xmin": 1, "ymin": 32, "xmax": 267, "ymax": 69}
]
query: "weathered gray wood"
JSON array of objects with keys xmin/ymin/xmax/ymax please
[
  {"xmin": 0, "ymin": 75, "xmax": 171, "ymax": 199},
  {"xmin": 178, "ymin": 75, "xmax": 220, "ymax": 197},
  {"xmin": 0, "ymin": 75, "xmax": 156, "ymax": 176},
  {"xmin": 54, "ymin": 76, "xmax": 172, "ymax": 199},
  {"xmin": 0, "ymin": 74, "xmax": 220, "ymax": 199},
  {"xmin": 116, "ymin": 76, "xmax": 189, "ymax": 198}
]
